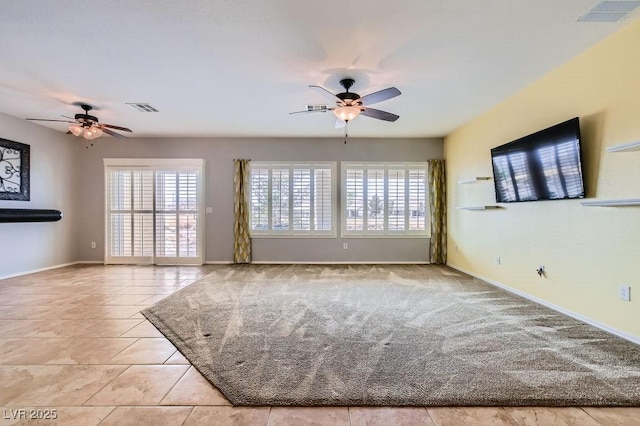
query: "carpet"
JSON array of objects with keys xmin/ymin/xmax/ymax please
[{"xmin": 142, "ymin": 264, "xmax": 640, "ymax": 406}]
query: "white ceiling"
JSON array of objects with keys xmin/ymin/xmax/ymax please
[{"xmin": 0, "ymin": 0, "xmax": 637, "ymax": 138}]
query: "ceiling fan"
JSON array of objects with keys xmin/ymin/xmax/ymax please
[
  {"xmin": 290, "ymin": 78, "xmax": 401, "ymax": 128},
  {"xmin": 26, "ymin": 104, "xmax": 132, "ymax": 140}
]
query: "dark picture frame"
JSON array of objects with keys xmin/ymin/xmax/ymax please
[{"xmin": 0, "ymin": 137, "xmax": 30, "ymax": 201}]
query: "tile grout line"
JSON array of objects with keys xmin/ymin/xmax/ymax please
[
  {"xmin": 157, "ymin": 364, "xmax": 192, "ymax": 406},
  {"xmin": 79, "ymin": 364, "xmax": 133, "ymax": 406},
  {"xmin": 423, "ymin": 407, "xmax": 436, "ymax": 425},
  {"xmin": 580, "ymin": 407, "xmax": 605, "ymax": 425},
  {"xmin": 116, "ymin": 319, "xmax": 147, "ymax": 337},
  {"xmin": 266, "ymin": 406, "xmax": 272, "ymax": 426},
  {"xmin": 96, "ymin": 405, "xmax": 118, "ymax": 425},
  {"xmin": 103, "ymin": 337, "xmax": 142, "ymax": 363},
  {"xmin": 180, "ymin": 405, "xmax": 196, "ymax": 426}
]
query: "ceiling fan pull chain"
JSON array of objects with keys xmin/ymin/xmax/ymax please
[{"xmin": 344, "ymin": 122, "xmax": 348, "ymax": 144}]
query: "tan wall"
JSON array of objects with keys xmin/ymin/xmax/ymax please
[{"xmin": 445, "ymin": 19, "xmax": 640, "ymax": 338}]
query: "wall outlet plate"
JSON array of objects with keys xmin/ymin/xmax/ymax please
[{"xmin": 618, "ymin": 285, "xmax": 631, "ymax": 301}]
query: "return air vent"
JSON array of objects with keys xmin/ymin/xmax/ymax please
[
  {"xmin": 578, "ymin": 1, "xmax": 640, "ymax": 21},
  {"xmin": 126, "ymin": 103, "xmax": 159, "ymax": 112}
]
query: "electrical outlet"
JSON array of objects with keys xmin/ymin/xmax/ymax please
[
  {"xmin": 618, "ymin": 285, "xmax": 631, "ymax": 301},
  {"xmin": 496, "ymin": 256, "xmax": 501, "ymax": 265},
  {"xmin": 91, "ymin": 242, "xmax": 96, "ymax": 249},
  {"xmin": 343, "ymin": 243, "xmax": 348, "ymax": 250}
]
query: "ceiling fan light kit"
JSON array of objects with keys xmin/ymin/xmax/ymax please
[{"xmin": 333, "ymin": 105, "xmax": 361, "ymax": 121}]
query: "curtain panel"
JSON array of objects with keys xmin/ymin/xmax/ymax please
[
  {"xmin": 233, "ymin": 159, "xmax": 251, "ymax": 263},
  {"xmin": 428, "ymin": 159, "xmax": 447, "ymax": 264}
]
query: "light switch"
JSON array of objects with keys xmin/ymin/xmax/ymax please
[{"xmin": 206, "ymin": 207, "xmax": 213, "ymax": 214}]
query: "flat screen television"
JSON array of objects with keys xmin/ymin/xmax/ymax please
[{"xmin": 490, "ymin": 117, "xmax": 585, "ymax": 203}]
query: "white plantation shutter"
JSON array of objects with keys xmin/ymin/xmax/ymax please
[
  {"xmin": 105, "ymin": 159, "xmax": 204, "ymax": 265},
  {"xmin": 366, "ymin": 168, "xmax": 385, "ymax": 232},
  {"xmin": 314, "ymin": 168, "xmax": 332, "ymax": 231},
  {"xmin": 342, "ymin": 162, "xmax": 428, "ymax": 237},
  {"xmin": 108, "ymin": 170, "xmax": 154, "ymax": 261},
  {"xmin": 293, "ymin": 168, "xmax": 311, "ymax": 232},
  {"xmin": 387, "ymin": 169, "xmax": 405, "ymax": 232},
  {"xmin": 345, "ymin": 168, "xmax": 364, "ymax": 232},
  {"xmin": 250, "ymin": 168, "xmax": 269, "ymax": 231},
  {"xmin": 271, "ymin": 168, "xmax": 289, "ymax": 232},
  {"xmin": 250, "ymin": 162, "xmax": 336, "ymax": 236},
  {"xmin": 408, "ymin": 169, "xmax": 427, "ymax": 232},
  {"xmin": 155, "ymin": 171, "xmax": 201, "ymax": 260}
]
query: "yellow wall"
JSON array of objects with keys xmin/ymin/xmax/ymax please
[{"xmin": 445, "ymin": 18, "xmax": 640, "ymax": 338}]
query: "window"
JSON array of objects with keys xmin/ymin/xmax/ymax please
[
  {"xmin": 250, "ymin": 162, "xmax": 336, "ymax": 236},
  {"xmin": 342, "ymin": 162, "xmax": 428, "ymax": 237},
  {"xmin": 105, "ymin": 159, "xmax": 204, "ymax": 265}
]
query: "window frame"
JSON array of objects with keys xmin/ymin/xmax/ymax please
[
  {"xmin": 103, "ymin": 158, "xmax": 205, "ymax": 265},
  {"xmin": 341, "ymin": 162, "xmax": 429, "ymax": 238},
  {"xmin": 249, "ymin": 162, "xmax": 337, "ymax": 238}
]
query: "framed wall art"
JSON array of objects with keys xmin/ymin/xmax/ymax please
[{"xmin": 0, "ymin": 137, "xmax": 30, "ymax": 201}]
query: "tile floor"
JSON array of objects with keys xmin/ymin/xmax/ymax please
[{"xmin": 0, "ymin": 264, "xmax": 638, "ymax": 425}]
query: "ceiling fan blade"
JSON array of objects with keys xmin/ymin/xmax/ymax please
[
  {"xmin": 100, "ymin": 127, "xmax": 127, "ymax": 139},
  {"xmin": 289, "ymin": 108, "xmax": 334, "ymax": 115},
  {"xmin": 309, "ymin": 85, "xmax": 342, "ymax": 103},
  {"xmin": 360, "ymin": 107, "xmax": 400, "ymax": 122},
  {"xmin": 61, "ymin": 115, "xmax": 75, "ymax": 120},
  {"xmin": 358, "ymin": 87, "xmax": 401, "ymax": 106},
  {"xmin": 26, "ymin": 118, "xmax": 75, "ymax": 123},
  {"xmin": 334, "ymin": 118, "xmax": 346, "ymax": 129},
  {"xmin": 101, "ymin": 123, "xmax": 132, "ymax": 132}
]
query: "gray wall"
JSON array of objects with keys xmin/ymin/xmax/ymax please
[
  {"xmin": 76, "ymin": 136, "xmax": 443, "ymax": 263},
  {"xmin": 0, "ymin": 113, "xmax": 79, "ymax": 278}
]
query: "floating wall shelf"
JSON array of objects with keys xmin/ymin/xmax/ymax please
[
  {"xmin": 0, "ymin": 209, "xmax": 63, "ymax": 223},
  {"xmin": 457, "ymin": 177, "xmax": 492, "ymax": 184},
  {"xmin": 456, "ymin": 205, "xmax": 502, "ymax": 210},
  {"xmin": 606, "ymin": 141, "xmax": 640, "ymax": 153},
  {"xmin": 581, "ymin": 199, "xmax": 640, "ymax": 207}
]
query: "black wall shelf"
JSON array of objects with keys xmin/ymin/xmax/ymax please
[{"xmin": 0, "ymin": 209, "xmax": 63, "ymax": 223}]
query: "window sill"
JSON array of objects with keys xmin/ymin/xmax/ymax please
[
  {"xmin": 250, "ymin": 234, "xmax": 337, "ymax": 239},
  {"xmin": 340, "ymin": 234, "xmax": 430, "ymax": 239}
]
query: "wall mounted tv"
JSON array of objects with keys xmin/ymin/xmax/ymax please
[{"xmin": 490, "ymin": 117, "xmax": 585, "ymax": 203}]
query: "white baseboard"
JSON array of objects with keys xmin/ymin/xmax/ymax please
[
  {"xmin": 251, "ymin": 261, "xmax": 430, "ymax": 265},
  {"xmin": 447, "ymin": 263, "xmax": 640, "ymax": 346},
  {"xmin": 205, "ymin": 261, "xmax": 234, "ymax": 265},
  {"xmin": 75, "ymin": 261, "xmax": 104, "ymax": 264},
  {"xmin": 0, "ymin": 261, "xmax": 83, "ymax": 280}
]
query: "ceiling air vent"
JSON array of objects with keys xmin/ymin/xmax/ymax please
[
  {"xmin": 126, "ymin": 103, "xmax": 159, "ymax": 112},
  {"xmin": 306, "ymin": 105, "xmax": 328, "ymax": 112},
  {"xmin": 578, "ymin": 1, "xmax": 640, "ymax": 22}
]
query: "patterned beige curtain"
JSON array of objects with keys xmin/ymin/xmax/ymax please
[
  {"xmin": 428, "ymin": 160, "xmax": 447, "ymax": 264},
  {"xmin": 233, "ymin": 159, "xmax": 251, "ymax": 263}
]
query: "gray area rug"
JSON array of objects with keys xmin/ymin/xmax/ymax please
[{"xmin": 142, "ymin": 265, "xmax": 640, "ymax": 406}]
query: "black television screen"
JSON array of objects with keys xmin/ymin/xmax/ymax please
[{"xmin": 490, "ymin": 117, "xmax": 585, "ymax": 203}]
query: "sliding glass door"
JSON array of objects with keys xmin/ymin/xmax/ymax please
[{"xmin": 105, "ymin": 159, "xmax": 204, "ymax": 265}]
